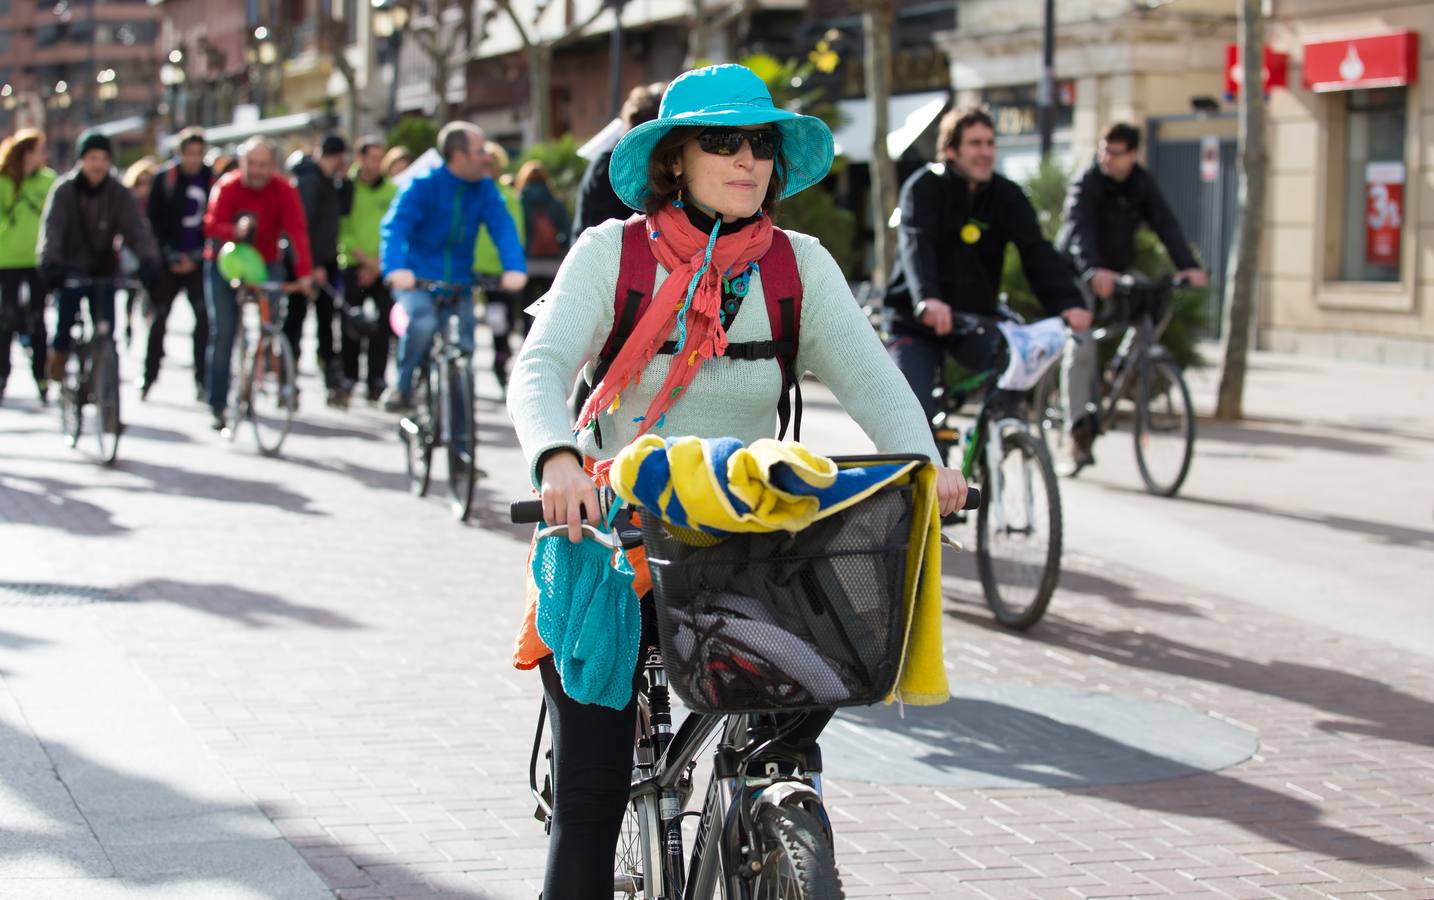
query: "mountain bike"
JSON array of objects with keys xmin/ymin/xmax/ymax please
[
  {"xmin": 57, "ymin": 276, "xmax": 143, "ymax": 465},
  {"xmin": 512, "ymin": 470, "xmax": 980, "ymax": 898},
  {"xmin": 1034, "ymin": 274, "xmax": 1196, "ymax": 497},
  {"xmin": 396, "ymin": 277, "xmax": 486, "ymax": 522},
  {"xmin": 924, "ymin": 311, "xmax": 1064, "ymax": 631},
  {"xmin": 223, "ymin": 278, "xmax": 298, "ymax": 457}
]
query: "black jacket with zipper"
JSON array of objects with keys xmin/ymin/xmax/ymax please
[
  {"xmin": 1054, "ymin": 160, "xmax": 1199, "ymax": 275},
  {"xmin": 884, "ymin": 163, "xmax": 1080, "ymax": 337},
  {"xmin": 145, "ymin": 159, "xmax": 213, "ymax": 264},
  {"xmin": 38, "ymin": 169, "xmax": 158, "ymax": 278}
]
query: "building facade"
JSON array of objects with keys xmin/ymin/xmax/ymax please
[{"xmin": 1262, "ymin": 1, "xmax": 1430, "ymax": 366}]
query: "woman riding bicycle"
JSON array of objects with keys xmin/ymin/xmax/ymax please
[{"xmin": 505, "ymin": 63, "xmax": 968, "ymax": 898}]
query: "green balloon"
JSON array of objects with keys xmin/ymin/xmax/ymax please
[{"xmin": 217, "ymin": 241, "xmax": 268, "ymax": 285}]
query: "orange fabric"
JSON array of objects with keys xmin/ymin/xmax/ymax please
[{"xmin": 511, "ymin": 463, "xmax": 653, "ymax": 671}]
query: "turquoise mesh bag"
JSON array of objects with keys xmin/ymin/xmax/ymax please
[{"xmin": 532, "ymin": 530, "xmax": 640, "ymax": 710}]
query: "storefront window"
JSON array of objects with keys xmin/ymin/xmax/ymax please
[{"xmin": 1339, "ymin": 87, "xmax": 1406, "ymax": 282}]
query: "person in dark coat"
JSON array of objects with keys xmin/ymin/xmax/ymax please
[
  {"xmin": 884, "ymin": 108, "xmax": 1086, "ymax": 423},
  {"xmin": 142, "ymin": 126, "xmax": 213, "ymax": 400},
  {"xmin": 570, "ymin": 81, "xmax": 664, "ymax": 242},
  {"xmin": 1053, "ymin": 121, "xmax": 1207, "ymax": 469},
  {"xmin": 286, "ymin": 134, "xmax": 352, "ymax": 395}
]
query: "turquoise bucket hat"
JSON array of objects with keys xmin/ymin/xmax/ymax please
[{"xmin": 608, "ymin": 64, "xmax": 835, "ymax": 212}]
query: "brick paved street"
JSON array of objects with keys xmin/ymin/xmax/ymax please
[{"xmin": 1, "ymin": 318, "xmax": 1432, "ymax": 899}]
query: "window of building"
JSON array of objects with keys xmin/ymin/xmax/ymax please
[{"xmin": 1336, "ymin": 86, "xmax": 1407, "ymax": 283}]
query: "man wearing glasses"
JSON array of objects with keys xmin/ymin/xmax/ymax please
[
  {"xmin": 1054, "ymin": 122, "xmax": 1207, "ymax": 471},
  {"xmin": 380, "ymin": 122, "xmax": 527, "ymax": 412}
]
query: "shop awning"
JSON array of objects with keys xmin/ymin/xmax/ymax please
[
  {"xmin": 832, "ymin": 91, "xmax": 949, "ymax": 163},
  {"xmin": 91, "ymin": 115, "xmax": 147, "ymax": 138},
  {"xmin": 1303, "ymin": 31, "xmax": 1419, "ymax": 92},
  {"xmin": 578, "ymin": 117, "xmax": 625, "ymax": 160},
  {"xmin": 159, "ymin": 112, "xmax": 319, "ymax": 153}
]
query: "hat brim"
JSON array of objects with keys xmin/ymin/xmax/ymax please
[{"xmin": 609, "ymin": 108, "xmax": 835, "ymax": 212}]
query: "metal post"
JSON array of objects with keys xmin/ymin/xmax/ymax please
[
  {"xmin": 608, "ymin": 0, "xmax": 626, "ymax": 118},
  {"xmin": 1038, "ymin": 0, "xmax": 1056, "ymax": 159},
  {"xmin": 386, "ymin": 33, "xmax": 403, "ymax": 129}
]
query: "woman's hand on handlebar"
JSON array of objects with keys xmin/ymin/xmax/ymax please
[
  {"xmin": 540, "ymin": 451, "xmax": 601, "ymax": 543},
  {"xmin": 936, "ymin": 466, "xmax": 968, "ymax": 517}
]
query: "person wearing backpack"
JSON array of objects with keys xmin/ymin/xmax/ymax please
[
  {"xmin": 515, "ymin": 160, "xmax": 570, "ymax": 292},
  {"xmin": 0, "ymin": 129, "xmax": 56, "ymax": 405},
  {"xmin": 504, "ymin": 63, "xmax": 969, "ymax": 898}
]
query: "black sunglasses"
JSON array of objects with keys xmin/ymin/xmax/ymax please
[{"xmin": 696, "ymin": 127, "xmax": 781, "ymax": 161}]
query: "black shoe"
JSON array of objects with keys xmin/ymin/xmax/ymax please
[
  {"xmin": 0, "ymin": 377, "xmax": 7, "ymax": 405},
  {"xmin": 195, "ymin": 382, "xmax": 206, "ymax": 402},
  {"xmin": 1059, "ymin": 416, "xmax": 1096, "ymax": 476},
  {"xmin": 140, "ymin": 381, "xmax": 153, "ymax": 401},
  {"xmin": 210, "ymin": 409, "xmax": 227, "ymax": 431}
]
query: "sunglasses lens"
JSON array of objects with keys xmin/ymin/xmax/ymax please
[{"xmin": 698, "ymin": 129, "xmax": 779, "ymax": 160}]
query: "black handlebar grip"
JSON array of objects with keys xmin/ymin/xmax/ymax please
[
  {"xmin": 940, "ymin": 487, "xmax": 982, "ymax": 526},
  {"xmin": 510, "ymin": 499, "xmax": 546, "ymax": 524}
]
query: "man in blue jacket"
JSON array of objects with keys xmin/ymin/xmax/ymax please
[{"xmin": 380, "ymin": 122, "xmax": 527, "ymax": 411}]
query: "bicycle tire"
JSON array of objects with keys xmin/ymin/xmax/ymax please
[
  {"xmin": 443, "ymin": 355, "xmax": 478, "ymax": 522},
  {"xmin": 248, "ymin": 329, "xmax": 296, "ymax": 457},
  {"xmin": 1133, "ymin": 354, "xmax": 1195, "ymax": 497},
  {"xmin": 976, "ymin": 429, "xmax": 1062, "ymax": 630},
  {"xmin": 1032, "ymin": 362, "xmax": 1065, "ymax": 461},
  {"xmin": 60, "ymin": 346, "xmax": 83, "ymax": 448},
  {"xmin": 745, "ymin": 804, "xmax": 844, "ymax": 900},
  {"xmin": 92, "ymin": 336, "xmax": 121, "ymax": 465}
]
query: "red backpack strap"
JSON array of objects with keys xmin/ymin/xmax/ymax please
[
  {"xmin": 585, "ymin": 215, "xmax": 657, "ymax": 448},
  {"xmin": 758, "ymin": 228, "xmax": 804, "ymax": 441}
]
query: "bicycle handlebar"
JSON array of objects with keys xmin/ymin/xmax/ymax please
[{"xmin": 509, "ymin": 486, "xmax": 982, "ymax": 526}]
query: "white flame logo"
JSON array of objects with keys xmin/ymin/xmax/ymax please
[{"xmin": 1339, "ymin": 45, "xmax": 1365, "ymax": 82}]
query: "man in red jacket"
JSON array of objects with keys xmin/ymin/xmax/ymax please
[{"xmin": 203, "ymin": 136, "xmax": 313, "ymax": 430}]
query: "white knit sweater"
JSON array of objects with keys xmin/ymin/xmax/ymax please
[{"xmin": 506, "ymin": 217, "xmax": 940, "ymax": 486}]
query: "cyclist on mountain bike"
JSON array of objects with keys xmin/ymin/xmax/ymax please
[
  {"xmin": 379, "ymin": 121, "xmax": 526, "ymax": 413},
  {"xmin": 1054, "ymin": 121, "xmax": 1207, "ymax": 472},
  {"xmin": 203, "ymin": 136, "xmax": 313, "ymax": 432},
  {"xmin": 884, "ymin": 108, "xmax": 1086, "ymax": 423},
  {"xmin": 38, "ymin": 130, "xmax": 159, "ymax": 383},
  {"xmin": 504, "ymin": 63, "xmax": 968, "ymax": 898}
]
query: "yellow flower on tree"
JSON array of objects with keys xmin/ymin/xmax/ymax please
[{"xmin": 808, "ymin": 41, "xmax": 839, "ymax": 75}]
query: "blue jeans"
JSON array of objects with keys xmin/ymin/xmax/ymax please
[
  {"xmin": 52, "ymin": 285, "xmax": 117, "ymax": 352},
  {"xmin": 393, "ymin": 287, "xmax": 474, "ymax": 396},
  {"xmin": 205, "ymin": 259, "xmax": 286, "ymax": 412}
]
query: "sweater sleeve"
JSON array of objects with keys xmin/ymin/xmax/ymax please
[
  {"xmin": 380, "ymin": 178, "xmax": 420, "ymax": 276},
  {"xmin": 895, "ymin": 167, "xmax": 945, "ymax": 306},
  {"xmin": 505, "ymin": 220, "xmax": 622, "ymax": 487},
  {"xmin": 789, "ymin": 233, "xmax": 941, "ymax": 464},
  {"xmin": 1006, "ymin": 183, "xmax": 1082, "ymax": 316},
  {"xmin": 205, "ymin": 180, "xmax": 237, "ymax": 244}
]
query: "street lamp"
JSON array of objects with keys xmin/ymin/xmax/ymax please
[
  {"xmin": 160, "ymin": 50, "xmax": 187, "ymax": 128},
  {"xmin": 370, "ymin": 0, "xmax": 410, "ymax": 130}
]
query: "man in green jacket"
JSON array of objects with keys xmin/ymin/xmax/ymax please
[
  {"xmin": 337, "ymin": 137, "xmax": 399, "ymax": 404},
  {"xmin": 0, "ymin": 129, "xmax": 57, "ymax": 403},
  {"xmin": 473, "ymin": 141, "xmax": 524, "ymax": 394}
]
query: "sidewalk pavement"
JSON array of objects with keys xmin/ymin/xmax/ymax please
[{"xmin": 1, "ymin": 319, "xmax": 1432, "ymax": 898}]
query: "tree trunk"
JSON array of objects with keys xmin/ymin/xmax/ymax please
[
  {"xmin": 1215, "ymin": 0, "xmax": 1267, "ymax": 421},
  {"xmin": 434, "ymin": 53, "xmax": 450, "ymax": 124},
  {"xmin": 687, "ymin": 0, "xmax": 709, "ymax": 68},
  {"xmin": 863, "ymin": 0, "xmax": 897, "ymax": 287},
  {"xmin": 529, "ymin": 43, "xmax": 553, "ymax": 144}
]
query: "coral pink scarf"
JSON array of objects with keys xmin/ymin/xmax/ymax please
[{"xmin": 575, "ymin": 204, "xmax": 774, "ymax": 438}]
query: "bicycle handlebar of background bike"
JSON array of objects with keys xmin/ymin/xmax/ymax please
[{"xmin": 509, "ymin": 486, "xmax": 982, "ymax": 527}]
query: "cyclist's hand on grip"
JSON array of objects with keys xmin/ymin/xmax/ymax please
[
  {"xmin": 540, "ymin": 451, "xmax": 600, "ymax": 543},
  {"xmin": 1061, "ymin": 307, "xmax": 1094, "ymax": 332},
  {"xmin": 499, "ymin": 271, "xmax": 528, "ymax": 293},
  {"xmin": 1089, "ymin": 268, "xmax": 1118, "ymax": 299},
  {"xmin": 936, "ymin": 466, "xmax": 968, "ymax": 517},
  {"xmin": 917, "ymin": 297, "xmax": 953, "ymax": 336},
  {"xmin": 1178, "ymin": 268, "xmax": 1208, "ymax": 288},
  {"xmin": 388, "ymin": 269, "xmax": 416, "ymax": 292}
]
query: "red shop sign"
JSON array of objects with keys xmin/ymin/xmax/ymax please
[
  {"xmin": 1225, "ymin": 44, "xmax": 1290, "ymax": 97},
  {"xmin": 1365, "ymin": 162, "xmax": 1404, "ymax": 267},
  {"xmin": 1303, "ymin": 31, "xmax": 1419, "ymax": 92}
]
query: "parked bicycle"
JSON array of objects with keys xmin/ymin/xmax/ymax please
[
  {"xmin": 57, "ymin": 276, "xmax": 144, "ymax": 465},
  {"xmin": 395, "ymin": 277, "xmax": 488, "ymax": 522},
  {"xmin": 1035, "ymin": 274, "xmax": 1196, "ymax": 497},
  {"xmin": 222, "ymin": 277, "xmax": 298, "ymax": 457},
  {"xmin": 921, "ymin": 310, "xmax": 1064, "ymax": 631},
  {"xmin": 512, "ymin": 469, "xmax": 980, "ymax": 898}
]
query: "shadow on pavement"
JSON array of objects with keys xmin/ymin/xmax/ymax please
[
  {"xmin": 283, "ymin": 454, "xmax": 410, "ymax": 493},
  {"xmin": 110, "ymin": 459, "xmax": 324, "ymax": 517},
  {"xmin": 282, "ymin": 417, "xmax": 386, "ymax": 443},
  {"xmin": 1197, "ymin": 419, "xmax": 1392, "ymax": 457},
  {"xmin": 122, "ymin": 579, "xmax": 363, "ymax": 630},
  {"xmin": 0, "ymin": 474, "xmax": 130, "ymax": 536},
  {"xmin": 118, "ymin": 423, "xmax": 195, "ymax": 445}
]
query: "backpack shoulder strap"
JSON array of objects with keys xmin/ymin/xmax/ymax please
[
  {"xmin": 597, "ymin": 216, "xmax": 657, "ymax": 377},
  {"xmin": 758, "ymin": 228, "xmax": 804, "ymax": 441}
]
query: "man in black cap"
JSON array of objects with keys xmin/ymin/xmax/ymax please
[
  {"xmin": 38, "ymin": 130, "xmax": 160, "ymax": 382},
  {"xmin": 286, "ymin": 134, "xmax": 352, "ymax": 403}
]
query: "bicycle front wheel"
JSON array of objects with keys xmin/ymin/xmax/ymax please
[
  {"xmin": 443, "ymin": 355, "xmax": 477, "ymax": 522},
  {"xmin": 1133, "ymin": 355, "xmax": 1195, "ymax": 497},
  {"xmin": 746, "ymin": 804, "xmax": 844, "ymax": 899},
  {"xmin": 976, "ymin": 429, "xmax": 1062, "ymax": 630},
  {"xmin": 1032, "ymin": 361, "xmax": 1065, "ymax": 461},
  {"xmin": 92, "ymin": 337, "xmax": 121, "ymax": 464},
  {"xmin": 248, "ymin": 329, "xmax": 296, "ymax": 457}
]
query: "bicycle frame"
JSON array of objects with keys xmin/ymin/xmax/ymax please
[
  {"xmin": 937, "ymin": 369, "xmax": 1035, "ymax": 543},
  {"xmin": 1092, "ymin": 306, "xmax": 1169, "ymax": 434}
]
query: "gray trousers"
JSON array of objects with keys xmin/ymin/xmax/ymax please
[{"xmin": 1060, "ymin": 279, "xmax": 1099, "ymax": 435}]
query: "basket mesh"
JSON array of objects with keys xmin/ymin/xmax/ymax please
[{"xmin": 640, "ymin": 483, "xmax": 915, "ymax": 714}]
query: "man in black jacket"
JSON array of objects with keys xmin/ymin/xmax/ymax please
[
  {"xmin": 142, "ymin": 126, "xmax": 211, "ymax": 400},
  {"xmin": 39, "ymin": 130, "xmax": 160, "ymax": 382},
  {"xmin": 570, "ymin": 82, "xmax": 664, "ymax": 242},
  {"xmin": 885, "ymin": 108, "xmax": 1086, "ymax": 422},
  {"xmin": 287, "ymin": 134, "xmax": 351, "ymax": 398},
  {"xmin": 1053, "ymin": 122, "xmax": 1206, "ymax": 469}
]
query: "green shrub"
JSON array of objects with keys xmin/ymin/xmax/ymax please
[
  {"xmin": 386, "ymin": 118, "xmax": 438, "ymax": 162},
  {"xmin": 999, "ymin": 158, "xmax": 1209, "ymax": 369},
  {"xmin": 778, "ymin": 187, "xmax": 859, "ymax": 279}
]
